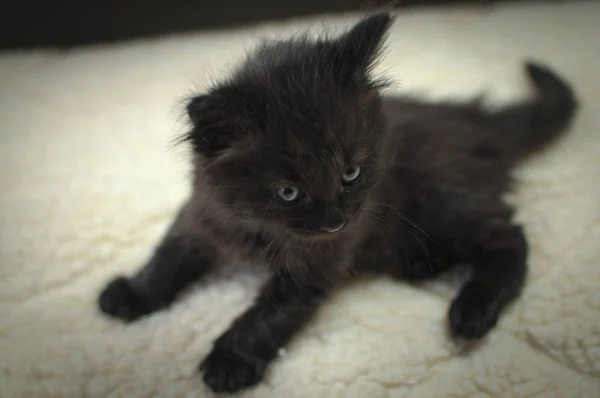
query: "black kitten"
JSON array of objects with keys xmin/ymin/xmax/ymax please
[{"xmin": 98, "ymin": 13, "xmax": 577, "ymax": 393}]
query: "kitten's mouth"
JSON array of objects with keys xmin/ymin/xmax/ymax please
[
  {"xmin": 295, "ymin": 222, "xmax": 347, "ymax": 239},
  {"xmin": 291, "ymin": 211, "xmax": 349, "ymax": 238},
  {"xmin": 320, "ymin": 222, "xmax": 346, "ymax": 233}
]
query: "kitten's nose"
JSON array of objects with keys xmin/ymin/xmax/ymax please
[{"xmin": 320, "ymin": 206, "xmax": 346, "ymax": 233}]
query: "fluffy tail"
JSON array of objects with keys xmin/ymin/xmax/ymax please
[{"xmin": 491, "ymin": 61, "xmax": 578, "ymax": 160}]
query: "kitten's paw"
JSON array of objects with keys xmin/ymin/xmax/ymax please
[
  {"xmin": 200, "ymin": 341, "xmax": 266, "ymax": 393},
  {"xmin": 448, "ymin": 283, "xmax": 499, "ymax": 340},
  {"xmin": 98, "ymin": 277, "xmax": 156, "ymax": 322}
]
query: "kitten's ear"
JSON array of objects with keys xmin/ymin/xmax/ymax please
[
  {"xmin": 333, "ymin": 12, "xmax": 393, "ymax": 78},
  {"xmin": 186, "ymin": 94, "xmax": 211, "ymax": 126},
  {"xmin": 185, "ymin": 94, "xmax": 238, "ymax": 157}
]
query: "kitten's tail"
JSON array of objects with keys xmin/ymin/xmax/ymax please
[{"xmin": 492, "ymin": 61, "xmax": 578, "ymax": 161}]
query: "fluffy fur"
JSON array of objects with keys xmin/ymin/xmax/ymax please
[{"xmin": 97, "ymin": 12, "xmax": 578, "ymax": 393}]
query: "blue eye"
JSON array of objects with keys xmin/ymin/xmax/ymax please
[
  {"xmin": 277, "ymin": 186, "xmax": 301, "ymax": 202},
  {"xmin": 342, "ymin": 165, "xmax": 361, "ymax": 183}
]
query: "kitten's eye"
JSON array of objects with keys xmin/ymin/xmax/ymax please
[
  {"xmin": 277, "ymin": 186, "xmax": 301, "ymax": 202},
  {"xmin": 342, "ymin": 165, "xmax": 361, "ymax": 183}
]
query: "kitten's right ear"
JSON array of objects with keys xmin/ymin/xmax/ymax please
[
  {"xmin": 185, "ymin": 94, "xmax": 234, "ymax": 157},
  {"xmin": 186, "ymin": 94, "xmax": 210, "ymax": 127}
]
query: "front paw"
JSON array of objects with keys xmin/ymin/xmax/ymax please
[
  {"xmin": 98, "ymin": 277, "xmax": 158, "ymax": 322},
  {"xmin": 448, "ymin": 283, "xmax": 499, "ymax": 340},
  {"xmin": 200, "ymin": 340, "xmax": 267, "ymax": 393}
]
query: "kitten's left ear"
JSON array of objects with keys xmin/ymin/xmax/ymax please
[{"xmin": 333, "ymin": 12, "xmax": 394, "ymax": 77}]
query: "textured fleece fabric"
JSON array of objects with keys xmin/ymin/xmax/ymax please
[{"xmin": 1, "ymin": 2, "xmax": 599, "ymax": 397}]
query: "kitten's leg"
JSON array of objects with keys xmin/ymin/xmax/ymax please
[
  {"xmin": 98, "ymin": 202, "xmax": 218, "ymax": 322},
  {"xmin": 200, "ymin": 270, "xmax": 334, "ymax": 393},
  {"xmin": 448, "ymin": 217, "xmax": 527, "ymax": 339}
]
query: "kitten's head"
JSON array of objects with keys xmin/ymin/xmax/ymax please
[{"xmin": 185, "ymin": 13, "xmax": 393, "ymax": 239}]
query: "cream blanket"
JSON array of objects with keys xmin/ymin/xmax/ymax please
[{"xmin": 1, "ymin": 2, "xmax": 599, "ymax": 397}]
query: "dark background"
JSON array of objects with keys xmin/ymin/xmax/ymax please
[{"xmin": 1, "ymin": 0, "xmax": 565, "ymax": 49}]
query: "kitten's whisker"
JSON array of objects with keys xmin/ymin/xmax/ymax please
[
  {"xmin": 367, "ymin": 204, "xmax": 433, "ymax": 273},
  {"xmin": 256, "ymin": 235, "xmax": 278, "ymax": 264},
  {"xmin": 375, "ymin": 208, "xmax": 437, "ymax": 272},
  {"xmin": 365, "ymin": 208, "xmax": 399, "ymax": 249},
  {"xmin": 406, "ymin": 228, "xmax": 433, "ymax": 273},
  {"xmin": 364, "ymin": 206, "xmax": 415, "ymax": 270},
  {"xmin": 373, "ymin": 202, "xmax": 432, "ymax": 239}
]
